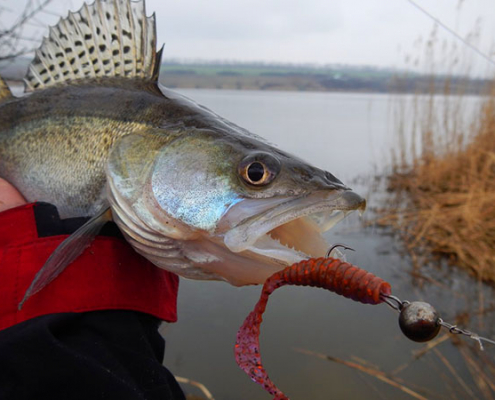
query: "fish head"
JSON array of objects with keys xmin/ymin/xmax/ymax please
[{"xmin": 107, "ymin": 127, "xmax": 365, "ymax": 285}]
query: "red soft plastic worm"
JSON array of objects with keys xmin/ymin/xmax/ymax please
[{"xmin": 235, "ymin": 257, "xmax": 392, "ymax": 400}]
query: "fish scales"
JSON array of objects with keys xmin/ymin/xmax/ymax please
[
  {"xmin": 0, "ymin": 81, "xmax": 218, "ymax": 217},
  {"xmin": 0, "ymin": 0, "xmax": 366, "ymax": 292}
]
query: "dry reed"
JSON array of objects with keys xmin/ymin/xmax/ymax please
[
  {"xmin": 373, "ymin": 13, "xmax": 495, "ymax": 283},
  {"xmin": 376, "ymin": 82, "xmax": 495, "ymax": 283}
]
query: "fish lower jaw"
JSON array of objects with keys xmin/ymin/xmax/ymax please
[
  {"xmin": 234, "ymin": 209, "xmax": 353, "ymax": 265},
  {"xmin": 246, "ymin": 233, "xmax": 309, "ymax": 265},
  {"xmin": 245, "ymin": 230, "xmax": 349, "ymax": 266},
  {"xmin": 245, "ymin": 233, "xmax": 348, "ymax": 266}
]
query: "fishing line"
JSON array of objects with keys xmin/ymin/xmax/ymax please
[
  {"xmin": 405, "ymin": 0, "xmax": 495, "ymax": 68},
  {"xmin": 236, "ymin": 257, "xmax": 495, "ymax": 398}
]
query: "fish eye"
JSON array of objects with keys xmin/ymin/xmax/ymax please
[
  {"xmin": 246, "ymin": 161, "xmax": 267, "ymax": 183},
  {"xmin": 239, "ymin": 153, "xmax": 280, "ymax": 187}
]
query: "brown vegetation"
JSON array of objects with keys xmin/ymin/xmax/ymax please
[
  {"xmin": 376, "ymin": 83, "xmax": 495, "ymax": 283},
  {"xmin": 297, "ymin": 332, "xmax": 495, "ymax": 399}
]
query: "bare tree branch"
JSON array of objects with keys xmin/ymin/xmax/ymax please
[{"xmin": 0, "ymin": 0, "xmax": 57, "ymax": 62}]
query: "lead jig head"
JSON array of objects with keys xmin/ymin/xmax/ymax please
[{"xmin": 398, "ymin": 301, "xmax": 441, "ymax": 342}]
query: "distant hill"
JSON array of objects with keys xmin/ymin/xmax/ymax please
[
  {"xmin": 1, "ymin": 58, "xmax": 492, "ymax": 94},
  {"xmin": 159, "ymin": 61, "xmax": 492, "ymax": 94},
  {"xmin": 159, "ymin": 61, "xmax": 395, "ymax": 92}
]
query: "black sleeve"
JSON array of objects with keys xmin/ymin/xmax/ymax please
[{"xmin": 0, "ymin": 310, "xmax": 186, "ymax": 400}]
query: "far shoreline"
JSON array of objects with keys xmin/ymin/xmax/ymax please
[{"xmin": 3, "ymin": 59, "xmax": 493, "ymax": 95}]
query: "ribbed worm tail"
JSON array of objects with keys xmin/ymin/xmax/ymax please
[{"xmin": 235, "ymin": 257, "xmax": 392, "ymax": 400}]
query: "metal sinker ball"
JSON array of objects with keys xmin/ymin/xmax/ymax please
[{"xmin": 399, "ymin": 301, "xmax": 441, "ymax": 342}]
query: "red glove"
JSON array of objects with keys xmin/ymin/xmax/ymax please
[{"xmin": 0, "ymin": 179, "xmax": 178, "ymax": 331}]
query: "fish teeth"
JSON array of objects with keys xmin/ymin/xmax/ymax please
[{"xmin": 265, "ymin": 232, "xmax": 304, "ymax": 254}]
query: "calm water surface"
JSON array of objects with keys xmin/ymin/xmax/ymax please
[{"xmin": 161, "ymin": 90, "xmax": 495, "ymax": 399}]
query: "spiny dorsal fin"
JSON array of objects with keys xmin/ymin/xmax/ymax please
[
  {"xmin": 24, "ymin": 0, "xmax": 160, "ymax": 92},
  {"xmin": 0, "ymin": 75, "xmax": 12, "ymax": 102}
]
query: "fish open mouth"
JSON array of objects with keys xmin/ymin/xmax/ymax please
[{"xmin": 222, "ymin": 190, "xmax": 366, "ymax": 265}]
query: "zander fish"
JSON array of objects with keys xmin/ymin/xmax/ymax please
[{"xmin": 0, "ymin": 0, "xmax": 365, "ymax": 301}]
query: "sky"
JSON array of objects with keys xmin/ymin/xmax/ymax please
[{"xmin": 2, "ymin": 0, "xmax": 495, "ymax": 76}]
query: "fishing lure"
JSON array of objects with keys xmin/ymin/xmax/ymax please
[
  {"xmin": 234, "ymin": 257, "xmax": 391, "ymax": 399},
  {"xmin": 235, "ymin": 256, "xmax": 495, "ymax": 399}
]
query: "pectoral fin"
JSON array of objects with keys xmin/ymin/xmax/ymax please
[{"xmin": 19, "ymin": 206, "xmax": 113, "ymax": 309}]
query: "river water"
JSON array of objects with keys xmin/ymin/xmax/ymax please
[
  {"xmin": 161, "ymin": 89, "xmax": 495, "ymax": 400},
  {"xmin": 9, "ymin": 83, "xmax": 493, "ymax": 398}
]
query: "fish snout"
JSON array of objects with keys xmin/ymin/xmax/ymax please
[{"xmin": 337, "ymin": 190, "xmax": 367, "ymax": 212}]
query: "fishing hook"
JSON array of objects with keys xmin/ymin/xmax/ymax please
[{"xmin": 326, "ymin": 243, "xmax": 355, "ymax": 258}]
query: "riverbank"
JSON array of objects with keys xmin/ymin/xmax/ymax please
[
  {"xmin": 159, "ymin": 64, "xmax": 491, "ymax": 94},
  {"xmin": 375, "ymin": 84, "xmax": 495, "ymax": 284},
  {"xmin": 2, "ymin": 59, "xmax": 492, "ymax": 94}
]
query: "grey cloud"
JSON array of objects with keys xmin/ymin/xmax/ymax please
[{"xmin": 1, "ymin": 0, "xmax": 494, "ymax": 76}]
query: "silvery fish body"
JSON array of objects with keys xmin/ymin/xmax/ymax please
[{"xmin": 0, "ymin": 0, "xmax": 365, "ymax": 288}]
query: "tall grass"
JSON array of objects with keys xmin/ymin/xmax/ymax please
[
  {"xmin": 376, "ymin": 25, "xmax": 495, "ymax": 283},
  {"xmin": 368, "ymin": 14, "xmax": 495, "ymax": 399}
]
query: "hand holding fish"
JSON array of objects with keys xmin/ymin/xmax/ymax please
[
  {"xmin": 0, "ymin": 1, "xmax": 363, "ymax": 399},
  {"xmin": 0, "ymin": 178, "xmax": 26, "ymax": 212},
  {"xmin": 0, "ymin": 0, "xmax": 365, "ymax": 303}
]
